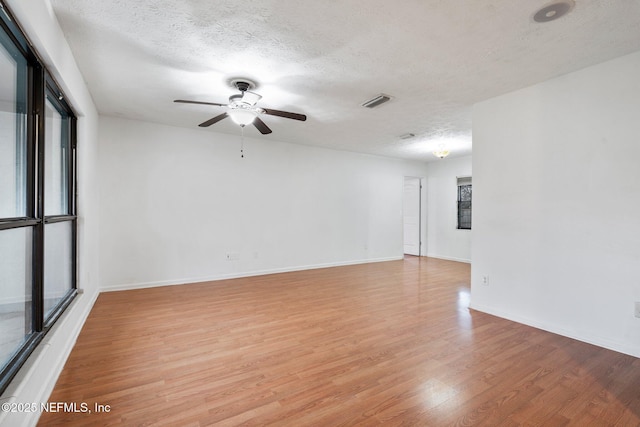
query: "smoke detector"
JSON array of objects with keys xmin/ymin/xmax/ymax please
[{"xmin": 533, "ymin": 1, "xmax": 575, "ymax": 23}]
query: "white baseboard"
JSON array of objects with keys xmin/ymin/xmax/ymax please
[
  {"xmin": 101, "ymin": 256, "xmax": 404, "ymax": 292},
  {"xmin": 469, "ymin": 302, "xmax": 640, "ymax": 359},
  {"xmin": 425, "ymin": 253, "xmax": 471, "ymax": 264}
]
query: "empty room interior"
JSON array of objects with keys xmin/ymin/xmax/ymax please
[{"xmin": 1, "ymin": 0, "xmax": 640, "ymax": 425}]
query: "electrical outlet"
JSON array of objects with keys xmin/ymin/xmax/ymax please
[
  {"xmin": 635, "ymin": 302, "xmax": 640, "ymax": 318},
  {"xmin": 226, "ymin": 252, "xmax": 240, "ymax": 261},
  {"xmin": 482, "ymin": 275, "xmax": 489, "ymax": 286}
]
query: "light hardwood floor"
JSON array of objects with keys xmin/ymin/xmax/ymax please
[{"xmin": 38, "ymin": 257, "xmax": 640, "ymax": 426}]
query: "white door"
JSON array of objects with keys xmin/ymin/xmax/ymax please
[{"xmin": 403, "ymin": 177, "xmax": 421, "ymax": 256}]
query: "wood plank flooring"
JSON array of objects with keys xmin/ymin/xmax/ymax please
[{"xmin": 38, "ymin": 257, "xmax": 640, "ymax": 426}]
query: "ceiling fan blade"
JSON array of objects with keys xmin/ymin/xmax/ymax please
[
  {"xmin": 199, "ymin": 113, "xmax": 228, "ymax": 127},
  {"xmin": 253, "ymin": 117, "xmax": 272, "ymax": 134},
  {"xmin": 241, "ymin": 91, "xmax": 262, "ymax": 106},
  {"xmin": 262, "ymin": 108, "xmax": 307, "ymax": 121},
  {"xmin": 174, "ymin": 99, "xmax": 227, "ymax": 107}
]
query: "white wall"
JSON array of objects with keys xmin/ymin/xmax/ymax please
[
  {"xmin": 98, "ymin": 116, "xmax": 428, "ymax": 290},
  {"xmin": 425, "ymin": 155, "xmax": 472, "ymax": 262},
  {"xmin": 1, "ymin": 2, "xmax": 100, "ymax": 427},
  {"xmin": 471, "ymin": 50, "xmax": 640, "ymax": 357}
]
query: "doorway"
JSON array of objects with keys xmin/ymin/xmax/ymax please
[{"xmin": 403, "ymin": 177, "xmax": 422, "ymax": 256}]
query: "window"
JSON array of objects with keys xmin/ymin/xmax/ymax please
[
  {"xmin": 457, "ymin": 177, "xmax": 472, "ymax": 230},
  {"xmin": 0, "ymin": 3, "xmax": 77, "ymax": 394}
]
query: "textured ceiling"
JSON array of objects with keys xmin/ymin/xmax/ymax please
[{"xmin": 50, "ymin": 0, "xmax": 640, "ymax": 161}]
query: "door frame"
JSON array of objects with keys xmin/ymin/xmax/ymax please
[{"xmin": 403, "ymin": 176, "xmax": 424, "ymax": 256}]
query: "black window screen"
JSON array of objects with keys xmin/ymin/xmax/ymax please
[{"xmin": 457, "ymin": 182, "xmax": 472, "ymax": 230}]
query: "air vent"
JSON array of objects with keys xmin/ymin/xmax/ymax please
[{"xmin": 362, "ymin": 94, "xmax": 392, "ymax": 108}]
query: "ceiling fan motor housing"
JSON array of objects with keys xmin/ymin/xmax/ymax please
[
  {"xmin": 235, "ymin": 81, "xmax": 251, "ymax": 92},
  {"xmin": 230, "ymin": 78, "xmax": 256, "ymax": 92}
]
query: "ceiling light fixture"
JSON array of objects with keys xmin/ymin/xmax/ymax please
[
  {"xmin": 227, "ymin": 107, "xmax": 258, "ymax": 126},
  {"xmin": 433, "ymin": 144, "xmax": 450, "ymax": 159},
  {"xmin": 533, "ymin": 0, "xmax": 575, "ymax": 23}
]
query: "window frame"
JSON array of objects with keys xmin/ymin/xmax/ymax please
[
  {"xmin": 456, "ymin": 177, "xmax": 472, "ymax": 230},
  {"xmin": 0, "ymin": 2, "xmax": 77, "ymax": 394}
]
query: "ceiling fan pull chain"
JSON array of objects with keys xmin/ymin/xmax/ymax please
[{"xmin": 240, "ymin": 125, "xmax": 245, "ymax": 158}]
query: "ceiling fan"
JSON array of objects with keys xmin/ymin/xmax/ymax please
[{"xmin": 174, "ymin": 79, "xmax": 306, "ymax": 135}]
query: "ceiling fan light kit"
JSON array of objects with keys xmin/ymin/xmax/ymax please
[{"xmin": 227, "ymin": 107, "xmax": 258, "ymax": 126}]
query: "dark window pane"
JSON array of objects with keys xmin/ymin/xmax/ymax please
[
  {"xmin": 459, "ymin": 185, "xmax": 472, "ymax": 202},
  {"xmin": 0, "ymin": 29, "xmax": 28, "ymax": 219},
  {"xmin": 457, "ymin": 184, "xmax": 472, "ymax": 230},
  {"xmin": 44, "ymin": 97, "xmax": 70, "ymax": 215},
  {"xmin": 44, "ymin": 221, "xmax": 74, "ymax": 321},
  {"xmin": 0, "ymin": 227, "xmax": 33, "ymax": 371}
]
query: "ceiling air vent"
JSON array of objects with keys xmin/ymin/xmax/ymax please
[{"xmin": 362, "ymin": 94, "xmax": 392, "ymax": 108}]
